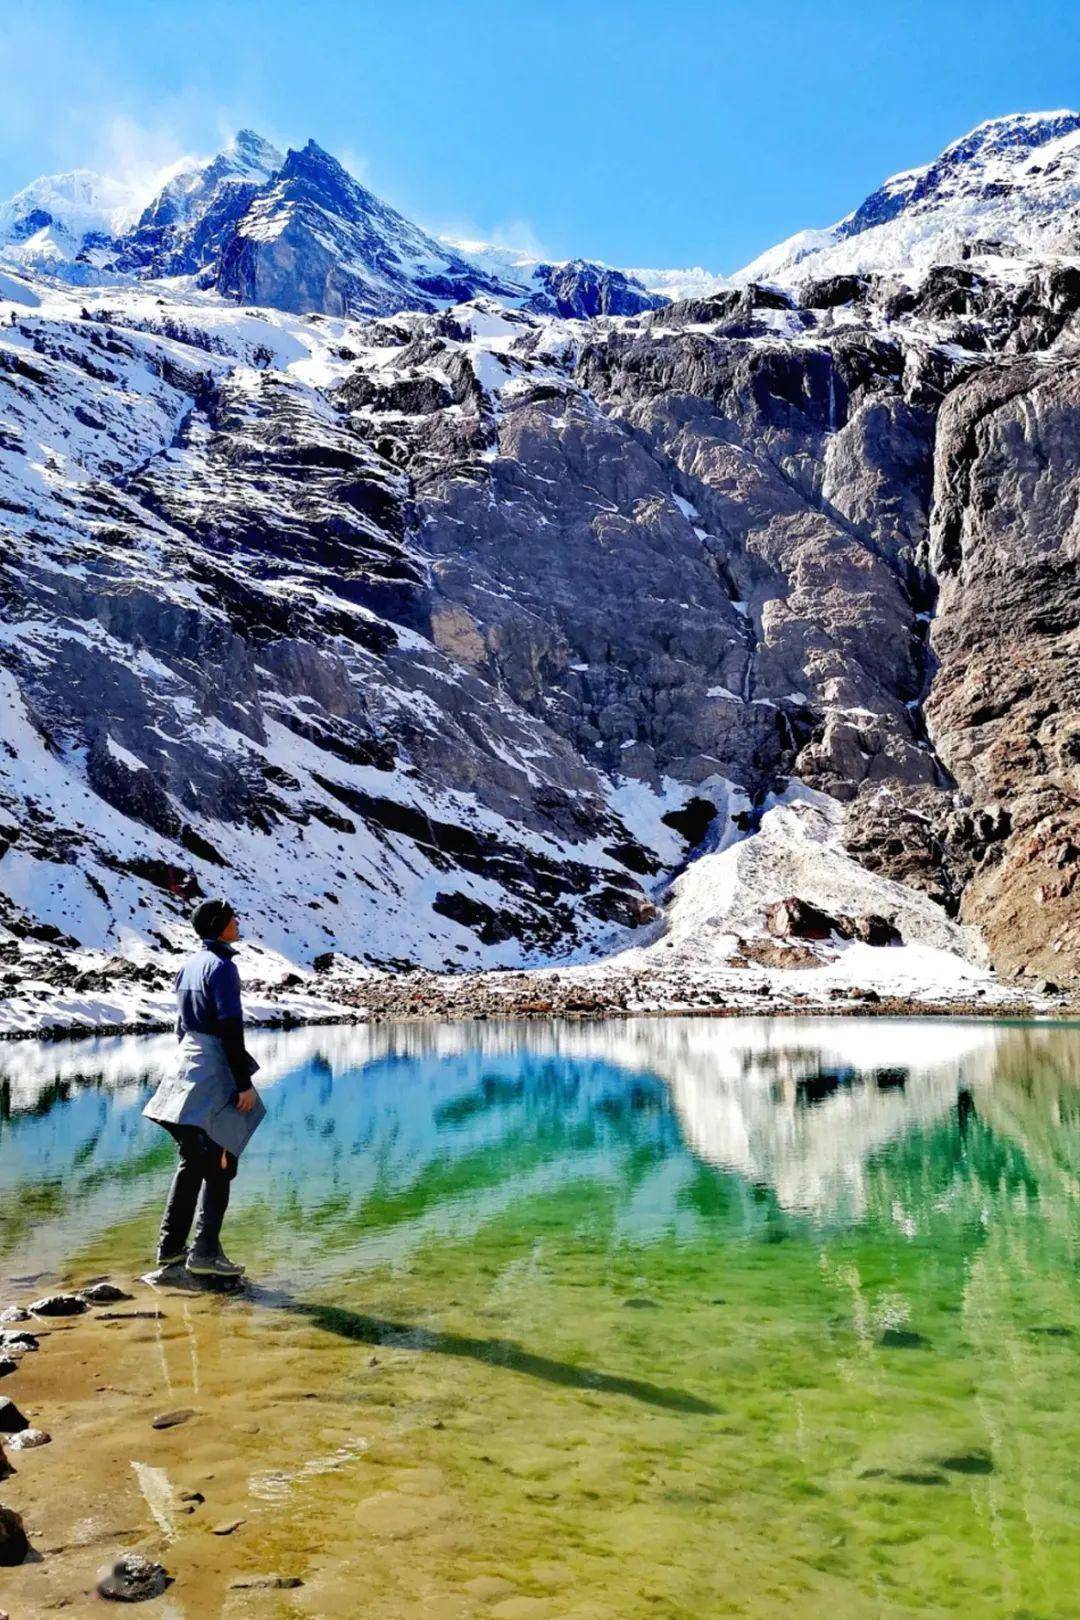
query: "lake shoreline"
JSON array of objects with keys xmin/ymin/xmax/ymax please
[{"xmin": 0, "ymin": 981, "xmax": 1070, "ymax": 1045}]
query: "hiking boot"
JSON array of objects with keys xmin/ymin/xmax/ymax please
[
  {"xmin": 156, "ymin": 1244, "xmax": 188, "ymax": 1269},
  {"xmin": 186, "ymin": 1251, "xmax": 245, "ymax": 1279}
]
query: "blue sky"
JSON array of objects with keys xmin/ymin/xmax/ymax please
[{"xmin": 3, "ymin": 0, "xmax": 1080, "ymax": 272}]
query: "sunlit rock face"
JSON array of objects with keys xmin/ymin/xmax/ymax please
[{"xmin": 0, "ymin": 114, "xmax": 1078, "ymax": 988}]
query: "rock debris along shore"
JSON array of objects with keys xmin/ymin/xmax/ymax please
[
  {"xmin": 0, "ymin": 1271, "xmax": 305, "ymax": 1601},
  {"xmin": 0, "ymin": 111, "xmax": 1079, "ymax": 1010}
]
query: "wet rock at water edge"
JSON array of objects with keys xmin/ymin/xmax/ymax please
[
  {"xmin": 229, "ymin": 1574, "xmax": 304, "ymax": 1590},
  {"xmin": 0, "ymin": 1399, "xmax": 29, "ymax": 1434},
  {"xmin": 0, "ymin": 1331, "xmax": 38, "ymax": 1353},
  {"xmin": 80, "ymin": 1282, "xmax": 134, "ymax": 1305},
  {"xmin": 0, "ymin": 1359, "xmax": 17, "ymax": 1380},
  {"xmin": 0, "ymin": 1504, "xmax": 28, "ymax": 1566},
  {"xmin": 0, "ymin": 1308, "xmax": 29, "ymax": 1326},
  {"xmin": 152, "ymin": 1407, "xmax": 196, "ymax": 1429},
  {"xmin": 30, "ymin": 1292, "xmax": 87, "ymax": 1317},
  {"xmin": 7, "ymin": 1428, "xmax": 50, "ymax": 1450},
  {"xmin": 97, "ymin": 1552, "xmax": 170, "ymax": 1602}
]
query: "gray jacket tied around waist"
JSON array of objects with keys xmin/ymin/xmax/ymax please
[{"xmin": 143, "ymin": 1032, "xmax": 266, "ymax": 1157}]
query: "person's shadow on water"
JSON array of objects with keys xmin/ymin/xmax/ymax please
[{"xmin": 240, "ymin": 1283, "xmax": 719, "ymax": 1417}]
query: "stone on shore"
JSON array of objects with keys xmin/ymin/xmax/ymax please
[{"xmin": 0, "ymin": 1308, "xmax": 29, "ymax": 1326}]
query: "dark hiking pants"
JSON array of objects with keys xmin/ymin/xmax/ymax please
[{"xmin": 158, "ymin": 1123, "xmax": 238, "ymax": 1259}]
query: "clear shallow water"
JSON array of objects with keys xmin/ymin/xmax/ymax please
[{"xmin": 1, "ymin": 1017, "xmax": 1079, "ymax": 1618}]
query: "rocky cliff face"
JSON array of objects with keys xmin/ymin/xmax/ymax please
[{"xmin": 0, "ymin": 114, "xmax": 1078, "ymax": 995}]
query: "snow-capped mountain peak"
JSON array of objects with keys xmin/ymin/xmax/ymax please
[
  {"xmin": 735, "ymin": 107, "xmax": 1080, "ymax": 286},
  {"xmin": 0, "ymin": 167, "xmax": 142, "ymax": 280}
]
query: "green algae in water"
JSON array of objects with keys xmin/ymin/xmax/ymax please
[{"xmin": 2, "ymin": 1016, "xmax": 1079, "ymax": 1617}]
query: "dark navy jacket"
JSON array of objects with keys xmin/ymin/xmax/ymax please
[{"xmin": 175, "ymin": 940, "xmax": 256, "ymax": 1089}]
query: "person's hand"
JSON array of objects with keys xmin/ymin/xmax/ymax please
[{"xmin": 235, "ymin": 1086, "xmax": 260, "ymax": 1114}]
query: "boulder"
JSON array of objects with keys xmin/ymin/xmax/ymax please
[{"xmin": 766, "ymin": 897, "xmax": 840, "ymax": 940}]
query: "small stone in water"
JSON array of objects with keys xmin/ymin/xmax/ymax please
[
  {"xmin": 229, "ymin": 1575, "xmax": 303, "ymax": 1589},
  {"xmin": 0, "ymin": 1504, "xmax": 28, "ymax": 1567},
  {"xmin": 179, "ymin": 1490, "xmax": 205, "ymax": 1503},
  {"xmin": 152, "ymin": 1408, "xmax": 196, "ymax": 1429},
  {"xmin": 0, "ymin": 1332, "xmax": 38, "ymax": 1353},
  {"xmin": 7, "ymin": 1429, "xmax": 50, "ymax": 1450},
  {"xmin": 97, "ymin": 1552, "xmax": 169, "ymax": 1602},
  {"xmin": 0, "ymin": 1308, "xmax": 28, "ymax": 1326},
  {"xmin": 81, "ymin": 1282, "xmax": 134, "ymax": 1305},
  {"xmin": 0, "ymin": 1400, "xmax": 28, "ymax": 1435},
  {"xmin": 29, "ymin": 1293, "xmax": 87, "ymax": 1317},
  {"xmin": 0, "ymin": 1360, "xmax": 17, "ymax": 1380},
  {"xmin": 212, "ymin": 1518, "xmax": 244, "ymax": 1535}
]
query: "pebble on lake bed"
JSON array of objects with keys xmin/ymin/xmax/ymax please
[
  {"xmin": 97, "ymin": 1552, "xmax": 169, "ymax": 1602},
  {"xmin": 80, "ymin": 1282, "xmax": 134, "ymax": 1305},
  {"xmin": 229, "ymin": 1575, "xmax": 303, "ymax": 1589},
  {"xmin": 0, "ymin": 1308, "xmax": 29, "ymax": 1325},
  {"xmin": 0, "ymin": 1504, "xmax": 28, "ymax": 1567},
  {"xmin": 0, "ymin": 1400, "xmax": 29, "ymax": 1435},
  {"xmin": 0, "ymin": 1332, "xmax": 38, "ymax": 1352},
  {"xmin": 212, "ymin": 1518, "xmax": 244, "ymax": 1535},
  {"xmin": 0, "ymin": 1360, "xmax": 17, "ymax": 1380},
  {"xmin": 29, "ymin": 1293, "xmax": 87, "ymax": 1317},
  {"xmin": 7, "ymin": 1428, "xmax": 50, "ymax": 1450},
  {"xmin": 151, "ymin": 1408, "xmax": 196, "ymax": 1429}
]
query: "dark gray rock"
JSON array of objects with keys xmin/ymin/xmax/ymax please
[
  {"xmin": 151, "ymin": 1408, "xmax": 196, "ymax": 1429},
  {"xmin": 0, "ymin": 1401, "xmax": 28, "ymax": 1435},
  {"xmin": 79, "ymin": 1282, "xmax": 133, "ymax": 1305},
  {"xmin": 97, "ymin": 1553, "xmax": 169, "ymax": 1602},
  {"xmin": 29, "ymin": 1293, "xmax": 87, "ymax": 1317},
  {"xmin": 0, "ymin": 1504, "xmax": 27, "ymax": 1566}
]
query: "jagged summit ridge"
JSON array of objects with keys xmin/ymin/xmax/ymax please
[{"xmin": 0, "ymin": 129, "xmax": 665, "ymax": 319}]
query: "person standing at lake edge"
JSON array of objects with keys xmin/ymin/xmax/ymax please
[{"xmin": 143, "ymin": 899, "xmax": 266, "ymax": 1279}]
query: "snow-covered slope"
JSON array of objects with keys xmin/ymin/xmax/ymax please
[
  {"xmin": 734, "ymin": 110, "xmax": 1080, "ymax": 285},
  {"xmin": 1, "ymin": 110, "xmax": 1079, "ymax": 1030}
]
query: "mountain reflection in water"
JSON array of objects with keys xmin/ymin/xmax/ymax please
[{"xmin": 0, "ymin": 1017, "xmax": 1076, "ymax": 1270}]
